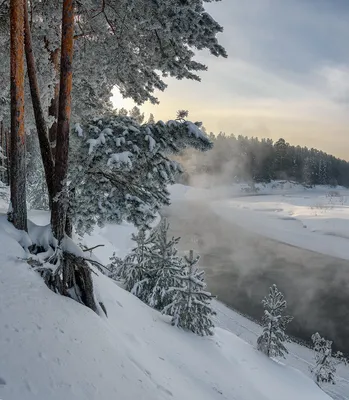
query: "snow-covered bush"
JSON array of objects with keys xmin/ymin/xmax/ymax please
[
  {"xmin": 310, "ymin": 332, "xmax": 347, "ymax": 385},
  {"xmin": 70, "ymin": 114, "xmax": 212, "ymax": 235},
  {"xmin": 163, "ymin": 250, "xmax": 216, "ymax": 336},
  {"xmin": 257, "ymin": 284, "xmax": 293, "ymax": 358}
]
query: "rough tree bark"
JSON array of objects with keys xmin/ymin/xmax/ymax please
[
  {"xmin": 25, "ymin": 0, "xmax": 101, "ymax": 315},
  {"xmin": 9, "ymin": 0, "xmax": 27, "ymax": 231},
  {"xmin": 51, "ymin": 0, "xmax": 74, "ymax": 243},
  {"xmin": 24, "ymin": 0, "xmax": 55, "ymax": 205}
]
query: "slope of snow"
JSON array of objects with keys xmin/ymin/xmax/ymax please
[
  {"xmin": 214, "ymin": 301, "xmax": 349, "ymax": 400},
  {"xmin": 0, "ymin": 214, "xmax": 331, "ymax": 400}
]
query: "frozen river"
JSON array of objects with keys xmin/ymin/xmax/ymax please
[{"xmin": 164, "ymin": 199, "xmax": 349, "ymax": 353}]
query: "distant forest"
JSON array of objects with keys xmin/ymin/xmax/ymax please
[{"xmin": 180, "ymin": 133, "xmax": 349, "ymax": 187}]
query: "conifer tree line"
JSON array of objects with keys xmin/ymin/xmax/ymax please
[
  {"xmin": 182, "ymin": 134, "xmax": 349, "ymax": 187},
  {"xmin": 0, "ymin": 0, "xmax": 226, "ymax": 313}
]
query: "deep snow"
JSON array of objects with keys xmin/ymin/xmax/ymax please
[
  {"xmin": 0, "ymin": 213, "xmax": 332, "ymax": 400},
  {"xmin": 1, "ymin": 182, "xmax": 348, "ymax": 399}
]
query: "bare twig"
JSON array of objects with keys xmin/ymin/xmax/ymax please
[
  {"xmin": 82, "ymin": 244, "xmax": 105, "ymax": 252},
  {"xmin": 85, "ymin": 257, "xmax": 113, "ymax": 274}
]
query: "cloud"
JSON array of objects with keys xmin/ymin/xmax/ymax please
[
  {"xmin": 318, "ymin": 65, "xmax": 349, "ymax": 104},
  {"xmin": 111, "ymin": 0, "xmax": 349, "ymax": 158}
]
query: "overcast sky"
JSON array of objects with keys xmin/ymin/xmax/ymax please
[{"xmin": 112, "ymin": 0, "xmax": 349, "ymax": 159}]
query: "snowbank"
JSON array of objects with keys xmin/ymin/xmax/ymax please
[
  {"xmin": 212, "ymin": 189, "xmax": 349, "ymax": 261},
  {"xmin": 170, "ymin": 183, "xmax": 349, "ymax": 260},
  {"xmin": 0, "ymin": 224, "xmax": 330, "ymax": 400}
]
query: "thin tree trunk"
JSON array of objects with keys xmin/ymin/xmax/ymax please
[
  {"xmin": 48, "ymin": 48, "xmax": 60, "ymax": 158},
  {"xmin": 9, "ymin": 0, "xmax": 27, "ymax": 231},
  {"xmin": 51, "ymin": 0, "xmax": 74, "ymax": 242},
  {"xmin": 65, "ymin": 187, "xmax": 74, "ymax": 238},
  {"xmin": 24, "ymin": 0, "xmax": 55, "ymax": 206},
  {"xmin": 6, "ymin": 128, "xmax": 10, "ymax": 185},
  {"xmin": 0, "ymin": 121, "xmax": 3, "ymax": 182}
]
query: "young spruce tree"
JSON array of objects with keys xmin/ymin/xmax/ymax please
[
  {"xmin": 310, "ymin": 332, "xmax": 347, "ymax": 385},
  {"xmin": 257, "ymin": 284, "xmax": 293, "ymax": 358},
  {"xmin": 163, "ymin": 250, "xmax": 216, "ymax": 336},
  {"xmin": 146, "ymin": 218, "xmax": 184, "ymax": 310},
  {"xmin": 109, "ymin": 228, "xmax": 152, "ymax": 300}
]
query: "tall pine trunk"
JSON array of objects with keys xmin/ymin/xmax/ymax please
[
  {"xmin": 24, "ymin": 0, "xmax": 55, "ymax": 206},
  {"xmin": 51, "ymin": 0, "xmax": 74, "ymax": 242},
  {"xmin": 9, "ymin": 0, "xmax": 27, "ymax": 231}
]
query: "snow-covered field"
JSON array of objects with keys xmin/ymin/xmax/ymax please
[
  {"xmin": 1, "ymin": 182, "xmax": 349, "ymax": 399},
  {"xmin": 170, "ymin": 181, "xmax": 349, "ymax": 261}
]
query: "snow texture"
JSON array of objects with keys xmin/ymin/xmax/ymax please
[
  {"xmin": 0, "ymin": 235, "xmax": 330, "ymax": 400},
  {"xmin": 107, "ymin": 151, "xmax": 133, "ymax": 168},
  {"xmin": 0, "ymin": 207, "xmax": 334, "ymax": 400}
]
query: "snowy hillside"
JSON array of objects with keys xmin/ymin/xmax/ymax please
[{"xmin": 0, "ymin": 209, "xmax": 333, "ymax": 400}]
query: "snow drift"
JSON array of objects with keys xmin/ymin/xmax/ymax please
[{"xmin": 0, "ymin": 217, "xmax": 330, "ymax": 400}]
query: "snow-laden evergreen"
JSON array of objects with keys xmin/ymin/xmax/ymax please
[
  {"xmin": 108, "ymin": 228, "xmax": 152, "ymax": 300},
  {"xmin": 310, "ymin": 332, "xmax": 347, "ymax": 385},
  {"xmin": 146, "ymin": 219, "xmax": 184, "ymax": 310},
  {"xmin": 0, "ymin": 0, "xmax": 227, "ymax": 126},
  {"xmin": 69, "ymin": 114, "xmax": 212, "ymax": 235},
  {"xmin": 163, "ymin": 250, "xmax": 216, "ymax": 336},
  {"xmin": 257, "ymin": 284, "xmax": 293, "ymax": 358}
]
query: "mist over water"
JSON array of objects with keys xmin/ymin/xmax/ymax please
[{"xmin": 163, "ymin": 198, "xmax": 349, "ymax": 354}]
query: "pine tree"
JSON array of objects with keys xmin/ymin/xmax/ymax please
[
  {"xmin": 303, "ymin": 157, "xmax": 315, "ymax": 187},
  {"xmin": 108, "ymin": 228, "xmax": 153, "ymax": 300},
  {"xmin": 9, "ymin": 0, "xmax": 28, "ymax": 231},
  {"xmin": 274, "ymin": 138, "xmax": 288, "ymax": 177},
  {"xmin": 163, "ymin": 250, "xmax": 216, "ymax": 336},
  {"xmin": 129, "ymin": 106, "xmax": 145, "ymax": 125},
  {"xmin": 146, "ymin": 219, "xmax": 184, "ymax": 310},
  {"xmin": 257, "ymin": 284, "xmax": 293, "ymax": 358},
  {"xmin": 310, "ymin": 332, "xmax": 347, "ymax": 385},
  {"xmin": 147, "ymin": 113, "xmax": 155, "ymax": 124},
  {"xmin": 70, "ymin": 114, "xmax": 213, "ymax": 235}
]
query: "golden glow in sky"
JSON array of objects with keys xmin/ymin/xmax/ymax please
[{"xmin": 111, "ymin": 1, "xmax": 349, "ymax": 159}]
